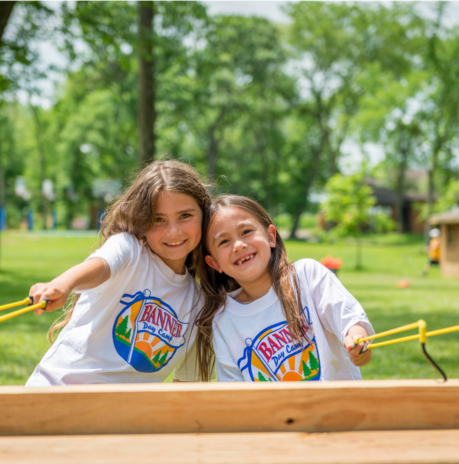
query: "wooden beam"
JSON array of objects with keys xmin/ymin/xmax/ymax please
[
  {"xmin": 1, "ymin": 380, "xmax": 458, "ymax": 436},
  {"xmin": 2, "ymin": 430, "xmax": 459, "ymax": 464}
]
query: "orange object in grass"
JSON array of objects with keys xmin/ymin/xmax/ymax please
[
  {"xmin": 319, "ymin": 255, "xmax": 342, "ymax": 270},
  {"xmin": 396, "ymin": 280, "xmax": 410, "ymax": 288}
]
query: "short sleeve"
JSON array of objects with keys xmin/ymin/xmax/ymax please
[
  {"xmin": 87, "ymin": 233, "xmax": 138, "ymax": 287},
  {"xmin": 213, "ymin": 325, "xmax": 244, "ymax": 382},
  {"xmin": 298, "ymin": 259, "xmax": 374, "ymax": 343}
]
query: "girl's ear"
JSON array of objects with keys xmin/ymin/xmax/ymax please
[
  {"xmin": 205, "ymin": 255, "xmax": 222, "ymax": 273},
  {"xmin": 267, "ymin": 224, "xmax": 277, "ymax": 248}
]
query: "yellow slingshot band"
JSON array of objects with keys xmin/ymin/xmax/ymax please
[
  {"xmin": 354, "ymin": 320, "xmax": 459, "ymax": 350},
  {"xmin": 354, "ymin": 319, "xmax": 450, "ymax": 381},
  {"xmin": 0, "ymin": 297, "xmax": 32, "ymax": 312},
  {"xmin": 0, "ymin": 299, "xmax": 48, "ymax": 324}
]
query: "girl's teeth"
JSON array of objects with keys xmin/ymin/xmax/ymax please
[
  {"xmin": 168, "ymin": 241, "xmax": 184, "ymax": 246},
  {"xmin": 237, "ymin": 254, "xmax": 253, "ymax": 265}
]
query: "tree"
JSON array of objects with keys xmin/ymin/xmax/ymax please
[
  {"xmin": 257, "ymin": 372, "xmax": 268, "ymax": 382},
  {"xmin": 152, "ymin": 349, "xmax": 162, "ymax": 365},
  {"xmin": 137, "ymin": 1, "xmax": 155, "ymax": 165},
  {"xmin": 302, "ymin": 360, "xmax": 311, "ymax": 378},
  {"xmin": 308, "ymin": 351, "xmax": 319, "ymax": 372},
  {"xmin": 417, "ymin": 3, "xmax": 459, "ymax": 241},
  {"xmin": 158, "ymin": 351, "xmax": 168, "ymax": 366},
  {"xmin": 283, "ymin": 2, "xmax": 422, "ymax": 238},
  {"xmin": 116, "ymin": 316, "xmax": 129, "ymax": 338},
  {"xmin": 183, "ymin": 14, "xmax": 288, "ymax": 186},
  {"xmin": 63, "ymin": 1, "xmax": 207, "ymax": 167},
  {"xmin": 322, "ymin": 171, "xmax": 393, "ymax": 269}
]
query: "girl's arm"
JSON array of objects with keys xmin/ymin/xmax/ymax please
[
  {"xmin": 343, "ymin": 323, "xmax": 372, "ymax": 367},
  {"xmin": 29, "ymin": 258, "xmax": 110, "ymax": 315}
]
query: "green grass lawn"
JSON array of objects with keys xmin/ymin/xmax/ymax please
[{"xmin": 0, "ymin": 231, "xmax": 458, "ymax": 385}]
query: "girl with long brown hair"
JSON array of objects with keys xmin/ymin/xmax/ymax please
[
  {"xmin": 196, "ymin": 195, "xmax": 374, "ymax": 382},
  {"xmin": 26, "ymin": 159, "xmax": 211, "ymax": 386}
]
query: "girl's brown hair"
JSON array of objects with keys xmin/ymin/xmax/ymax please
[
  {"xmin": 48, "ymin": 159, "xmax": 211, "ymax": 342},
  {"xmin": 196, "ymin": 195, "xmax": 307, "ymax": 381}
]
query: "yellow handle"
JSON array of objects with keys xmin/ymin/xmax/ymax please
[
  {"xmin": 0, "ymin": 297, "xmax": 32, "ymax": 312},
  {"xmin": 419, "ymin": 319, "xmax": 427, "ymax": 344},
  {"xmin": 0, "ymin": 300, "xmax": 48, "ymax": 323}
]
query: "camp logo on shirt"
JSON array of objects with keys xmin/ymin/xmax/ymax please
[
  {"xmin": 237, "ymin": 307, "xmax": 321, "ymax": 382},
  {"xmin": 112, "ymin": 289, "xmax": 188, "ymax": 373}
]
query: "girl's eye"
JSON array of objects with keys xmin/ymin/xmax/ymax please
[
  {"xmin": 242, "ymin": 229, "xmax": 253, "ymax": 236},
  {"xmin": 218, "ymin": 239, "xmax": 229, "ymax": 247},
  {"xmin": 181, "ymin": 213, "xmax": 191, "ymax": 219},
  {"xmin": 154, "ymin": 217, "xmax": 165, "ymax": 223}
]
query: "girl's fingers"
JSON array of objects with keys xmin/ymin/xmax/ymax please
[
  {"xmin": 353, "ymin": 350, "xmax": 372, "ymax": 366},
  {"xmin": 30, "ymin": 284, "xmax": 67, "ymax": 314},
  {"xmin": 41, "ymin": 291, "xmax": 67, "ymax": 312}
]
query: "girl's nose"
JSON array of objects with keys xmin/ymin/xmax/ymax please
[
  {"xmin": 166, "ymin": 221, "xmax": 181, "ymax": 235},
  {"xmin": 234, "ymin": 239, "xmax": 247, "ymax": 252}
]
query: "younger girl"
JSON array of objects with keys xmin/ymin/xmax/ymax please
[
  {"xmin": 196, "ymin": 195, "xmax": 374, "ymax": 382},
  {"xmin": 26, "ymin": 160, "xmax": 211, "ymax": 386}
]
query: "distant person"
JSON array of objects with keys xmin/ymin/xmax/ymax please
[
  {"xmin": 26, "ymin": 159, "xmax": 211, "ymax": 386},
  {"xmin": 196, "ymin": 195, "xmax": 374, "ymax": 383},
  {"xmin": 422, "ymin": 228, "xmax": 441, "ymax": 277}
]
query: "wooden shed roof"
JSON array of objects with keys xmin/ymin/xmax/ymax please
[{"xmin": 429, "ymin": 209, "xmax": 459, "ymax": 224}]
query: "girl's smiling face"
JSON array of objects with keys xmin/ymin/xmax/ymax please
[
  {"xmin": 145, "ymin": 190, "xmax": 202, "ymax": 274},
  {"xmin": 205, "ymin": 206, "xmax": 276, "ymax": 286}
]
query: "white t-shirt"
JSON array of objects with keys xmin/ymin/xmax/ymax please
[
  {"xmin": 213, "ymin": 259, "xmax": 374, "ymax": 382},
  {"xmin": 26, "ymin": 233, "xmax": 202, "ymax": 386}
]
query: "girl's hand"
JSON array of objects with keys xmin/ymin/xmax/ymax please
[
  {"xmin": 29, "ymin": 282, "xmax": 71, "ymax": 315},
  {"xmin": 343, "ymin": 334, "xmax": 372, "ymax": 367},
  {"xmin": 29, "ymin": 258, "xmax": 110, "ymax": 316},
  {"xmin": 343, "ymin": 323, "xmax": 372, "ymax": 367}
]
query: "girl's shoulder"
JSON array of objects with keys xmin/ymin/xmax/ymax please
[
  {"xmin": 103, "ymin": 232, "xmax": 141, "ymax": 247},
  {"xmin": 293, "ymin": 258, "xmax": 327, "ymax": 276}
]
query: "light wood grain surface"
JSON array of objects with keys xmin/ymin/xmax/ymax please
[
  {"xmin": 1, "ymin": 379, "xmax": 458, "ymax": 436},
  {"xmin": 1, "ymin": 430, "xmax": 459, "ymax": 464}
]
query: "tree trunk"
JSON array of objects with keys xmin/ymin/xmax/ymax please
[
  {"xmin": 0, "ymin": 1, "xmax": 15, "ymax": 44},
  {"xmin": 290, "ymin": 208, "xmax": 303, "ymax": 239},
  {"xmin": 356, "ymin": 237, "xmax": 362, "ymax": 270},
  {"xmin": 138, "ymin": 1, "xmax": 155, "ymax": 166},
  {"xmin": 0, "ymin": 137, "xmax": 3, "ymax": 268},
  {"xmin": 208, "ymin": 126, "xmax": 217, "ymax": 184},
  {"xmin": 424, "ymin": 121, "xmax": 443, "ymax": 243},
  {"xmin": 395, "ymin": 131, "xmax": 410, "ymax": 233},
  {"xmin": 31, "ymin": 104, "xmax": 48, "ymax": 230},
  {"xmin": 207, "ymin": 108, "xmax": 226, "ymax": 187},
  {"xmin": 289, "ymin": 127, "xmax": 326, "ymax": 239},
  {"xmin": 0, "ymin": 137, "xmax": 4, "ymax": 212}
]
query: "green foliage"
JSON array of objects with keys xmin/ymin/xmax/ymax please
[
  {"xmin": 322, "ymin": 172, "xmax": 376, "ymax": 238},
  {"xmin": 0, "ymin": 2, "xmax": 54, "ymax": 97},
  {"xmin": 1, "ymin": 1, "xmax": 458, "ymax": 234},
  {"xmin": 322, "ymin": 171, "xmax": 394, "ymax": 268},
  {"xmin": 434, "ymin": 180, "xmax": 459, "ymax": 214}
]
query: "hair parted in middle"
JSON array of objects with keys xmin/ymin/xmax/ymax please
[{"xmin": 195, "ymin": 194, "xmax": 307, "ymax": 382}]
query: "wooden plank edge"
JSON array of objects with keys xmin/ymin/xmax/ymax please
[{"xmin": 0, "ymin": 378, "xmax": 457, "ymax": 395}]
